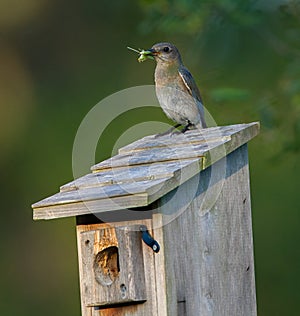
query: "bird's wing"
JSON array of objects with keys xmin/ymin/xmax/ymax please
[{"xmin": 178, "ymin": 66, "xmax": 203, "ymax": 103}]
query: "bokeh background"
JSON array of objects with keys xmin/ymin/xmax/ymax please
[{"xmin": 1, "ymin": 0, "xmax": 299, "ymax": 315}]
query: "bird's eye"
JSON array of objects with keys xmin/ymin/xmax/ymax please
[{"xmin": 163, "ymin": 47, "xmax": 170, "ymax": 53}]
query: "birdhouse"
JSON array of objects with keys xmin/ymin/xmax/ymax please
[{"xmin": 32, "ymin": 122, "xmax": 259, "ymax": 316}]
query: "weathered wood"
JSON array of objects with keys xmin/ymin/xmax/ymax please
[
  {"xmin": 152, "ymin": 144, "xmax": 257, "ymax": 316},
  {"xmin": 32, "ymin": 122, "xmax": 259, "ymax": 315},
  {"xmin": 75, "ymin": 145, "xmax": 257, "ymax": 315},
  {"xmin": 152, "ymin": 214, "xmax": 168, "ymax": 316},
  {"xmin": 33, "ymin": 192, "xmax": 149, "ymax": 220},
  {"xmin": 60, "ymin": 159, "xmax": 198, "ymax": 192},
  {"xmin": 76, "ymin": 219, "xmax": 158, "ymax": 316},
  {"xmin": 91, "ymin": 142, "xmax": 209, "ymax": 171},
  {"xmin": 117, "ymin": 122, "xmax": 256, "ymax": 155},
  {"xmin": 32, "ymin": 158, "xmax": 203, "ymax": 220},
  {"xmin": 32, "ymin": 122, "xmax": 259, "ymax": 220},
  {"xmin": 79, "ymin": 225, "xmax": 146, "ymax": 307}
]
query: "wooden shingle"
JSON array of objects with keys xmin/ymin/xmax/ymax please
[{"xmin": 32, "ymin": 122, "xmax": 259, "ymax": 220}]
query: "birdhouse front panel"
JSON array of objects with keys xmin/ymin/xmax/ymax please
[{"xmin": 76, "ymin": 220, "xmax": 157, "ymax": 310}]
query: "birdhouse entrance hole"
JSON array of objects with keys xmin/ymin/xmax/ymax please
[{"xmin": 93, "ymin": 246, "xmax": 120, "ymax": 286}]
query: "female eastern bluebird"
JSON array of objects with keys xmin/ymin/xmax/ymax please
[{"xmin": 145, "ymin": 42, "xmax": 207, "ymax": 133}]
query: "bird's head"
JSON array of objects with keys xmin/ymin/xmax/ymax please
[{"xmin": 146, "ymin": 42, "xmax": 182, "ymax": 65}]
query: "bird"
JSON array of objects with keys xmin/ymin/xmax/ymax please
[{"xmin": 144, "ymin": 42, "xmax": 207, "ymax": 134}]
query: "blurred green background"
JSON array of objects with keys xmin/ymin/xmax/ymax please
[{"xmin": 1, "ymin": 0, "xmax": 299, "ymax": 315}]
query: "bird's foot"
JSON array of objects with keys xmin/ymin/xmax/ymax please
[{"xmin": 181, "ymin": 122, "xmax": 193, "ymax": 133}]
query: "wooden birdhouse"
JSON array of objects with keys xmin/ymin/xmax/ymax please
[{"xmin": 32, "ymin": 122, "xmax": 259, "ymax": 316}]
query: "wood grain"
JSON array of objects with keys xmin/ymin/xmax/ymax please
[
  {"xmin": 153, "ymin": 144, "xmax": 257, "ymax": 316},
  {"xmin": 32, "ymin": 122, "xmax": 259, "ymax": 221},
  {"xmin": 76, "ymin": 219, "xmax": 158, "ymax": 316}
]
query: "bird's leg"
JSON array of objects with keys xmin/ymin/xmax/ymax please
[
  {"xmin": 155, "ymin": 123, "xmax": 181, "ymax": 138},
  {"xmin": 181, "ymin": 122, "xmax": 193, "ymax": 133}
]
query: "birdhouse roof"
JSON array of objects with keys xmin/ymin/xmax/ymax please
[{"xmin": 32, "ymin": 122, "xmax": 259, "ymax": 220}]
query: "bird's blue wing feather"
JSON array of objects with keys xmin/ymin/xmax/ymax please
[
  {"xmin": 178, "ymin": 66, "xmax": 207, "ymax": 128},
  {"xmin": 178, "ymin": 66, "xmax": 203, "ymax": 104}
]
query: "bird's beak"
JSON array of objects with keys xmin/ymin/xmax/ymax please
[{"xmin": 143, "ymin": 48, "xmax": 157, "ymax": 56}]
